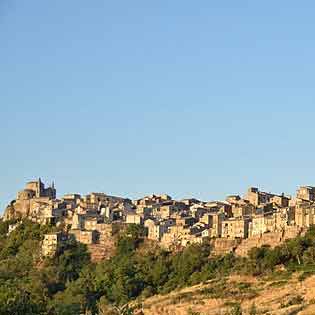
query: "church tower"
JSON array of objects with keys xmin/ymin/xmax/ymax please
[{"xmin": 36, "ymin": 177, "xmax": 42, "ymax": 197}]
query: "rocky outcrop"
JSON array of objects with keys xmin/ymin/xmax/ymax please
[{"xmin": 2, "ymin": 201, "xmax": 23, "ymax": 220}]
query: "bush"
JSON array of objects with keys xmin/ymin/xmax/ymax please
[
  {"xmin": 227, "ymin": 303, "xmax": 242, "ymax": 315},
  {"xmin": 249, "ymin": 303, "xmax": 257, "ymax": 315}
]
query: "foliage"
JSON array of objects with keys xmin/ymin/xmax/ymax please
[
  {"xmin": 1, "ymin": 221, "xmax": 315, "ymax": 315},
  {"xmin": 242, "ymin": 226, "xmax": 315, "ymax": 275},
  {"xmin": 249, "ymin": 303, "xmax": 257, "ymax": 315},
  {"xmin": 187, "ymin": 308, "xmax": 201, "ymax": 315},
  {"xmin": 229, "ymin": 303, "xmax": 242, "ymax": 315}
]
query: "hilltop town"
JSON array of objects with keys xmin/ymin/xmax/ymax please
[{"xmin": 2, "ymin": 178, "xmax": 315, "ymax": 260}]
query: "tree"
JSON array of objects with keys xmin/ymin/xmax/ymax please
[
  {"xmin": 302, "ymin": 247, "xmax": 315, "ymax": 264},
  {"xmin": 51, "ymin": 239, "xmax": 91, "ymax": 283},
  {"xmin": 0, "ymin": 286, "xmax": 42, "ymax": 315},
  {"xmin": 286, "ymin": 238, "xmax": 305, "ymax": 265}
]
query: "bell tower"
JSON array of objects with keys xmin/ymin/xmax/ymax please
[
  {"xmin": 36, "ymin": 177, "xmax": 42, "ymax": 197},
  {"xmin": 51, "ymin": 180, "xmax": 56, "ymax": 199}
]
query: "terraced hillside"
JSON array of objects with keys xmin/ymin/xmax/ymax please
[{"xmin": 138, "ymin": 273, "xmax": 315, "ymax": 315}]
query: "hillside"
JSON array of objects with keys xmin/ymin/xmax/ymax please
[
  {"xmin": 1, "ymin": 219, "xmax": 315, "ymax": 315},
  {"xmin": 139, "ymin": 273, "xmax": 315, "ymax": 315}
]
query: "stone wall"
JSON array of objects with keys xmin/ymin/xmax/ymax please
[
  {"xmin": 211, "ymin": 226, "xmax": 304, "ymax": 257},
  {"xmin": 210, "ymin": 238, "xmax": 241, "ymax": 256}
]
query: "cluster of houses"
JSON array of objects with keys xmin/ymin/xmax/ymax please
[{"xmin": 3, "ymin": 179, "xmax": 315, "ymax": 257}]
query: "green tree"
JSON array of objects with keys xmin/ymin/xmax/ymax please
[
  {"xmin": 51, "ymin": 238, "xmax": 91, "ymax": 283},
  {"xmin": 302, "ymin": 247, "xmax": 315, "ymax": 264}
]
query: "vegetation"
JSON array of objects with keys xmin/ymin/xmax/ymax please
[
  {"xmin": 241, "ymin": 226, "xmax": 315, "ymax": 275},
  {"xmin": 1, "ymin": 219, "xmax": 315, "ymax": 314}
]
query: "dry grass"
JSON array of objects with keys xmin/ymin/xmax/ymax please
[{"xmin": 136, "ymin": 274, "xmax": 315, "ymax": 315}]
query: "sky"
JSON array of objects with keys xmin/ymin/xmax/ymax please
[{"xmin": 1, "ymin": 1, "xmax": 315, "ymax": 212}]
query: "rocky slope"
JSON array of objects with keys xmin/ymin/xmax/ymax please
[{"xmin": 136, "ymin": 273, "xmax": 315, "ymax": 315}]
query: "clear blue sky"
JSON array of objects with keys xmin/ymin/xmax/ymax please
[{"xmin": 1, "ymin": 1, "xmax": 315, "ymax": 212}]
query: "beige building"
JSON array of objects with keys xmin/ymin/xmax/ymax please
[
  {"xmin": 84, "ymin": 217, "xmax": 99, "ymax": 230},
  {"xmin": 190, "ymin": 205, "xmax": 209, "ymax": 220},
  {"xmin": 42, "ymin": 232, "xmax": 69, "ymax": 257},
  {"xmin": 270, "ymin": 194, "xmax": 290, "ymax": 207},
  {"xmin": 296, "ymin": 186, "xmax": 315, "ymax": 202},
  {"xmin": 4, "ymin": 179, "xmax": 56, "ymax": 220},
  {"xmin": 231, "ymin": 203, "xmax": 255, "ymax": 218},
  {"xmin": 159, "ymin": 204, "xmax": 178, "ymax": 219},
  {"xmin": 70, "ymin": 229, "xmax": 98, "ymax": 245},
  {"xmin": 249, "ymin": 208, "xmax": 290, "ymax": 237},
  {"xmin": 133, "ymin": 194, "xmax": 172, "ymax": 207},
  {"xmin": 160, "ymin": 224, "xmax": 199, "ymax": 249},
  {"xmin": 144, "ymin": 219, "xmax": 169, "ymax": 241},
  {"xmin": 221, "ymin": 217, "xmax": 250, "ymax": 239},
  {"xmin": 200, "ymin": 212, "xmax": 225, "ymax": 238},
  {"xmin": 295, "ymin": 203, "xmax": 315, "ymax": 227},
  {"xmin": 71, "ymin": 213, "xmax": 85, "ymax": 230},
  {"xmin": 245, "ymin": 187, "xmax": 274, "ymax": 206},
  {"xmin": 136, "ymin": 206, "xmax": 152, "ymax": 218},
  {"xmin": 126, "ymin": 213, "xmax": 143, "ymax": 225},
  {"xmin": 175, "ymin": 216, "xmax": 195, "ymax": 227},
  {"xmin": 226, "ymin": 195, "xmax": 241, "ymax": 204}
]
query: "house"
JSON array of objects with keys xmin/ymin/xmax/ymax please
[
  {"xmin": 295, "ymin": 203, "xmax": 315, "ymax": 227},
  {"xmin": 296, "ymin": 186, "xmax": 315, "ymax": 202},
  {"xmin": 221, "ymin": 217, "xmax": 250, "ymax": 239},
  {"xmin": 245, "ymin": 187, "xmax": 274, "ymax": 206},
  {"xmin": 70, "ymin": 229, "xmax": 98, "ymax": 244},
  {"xmin": 144, "ymin": 219, "xmax": 169, "ymax": 241},
  {"xmin": 42, "ymin": 232, "xmax": 69, "ymax": 257},
  {"xmin": 270, "ymin": 194, "xmax": 290, "ymax": 207},
  {"xmin": 200, "ymin": 212, "xmax": 225, "ymax": 238},
  {"xmin": 126, "ymin": 213, "xmax": 143, "ymax": 225}
]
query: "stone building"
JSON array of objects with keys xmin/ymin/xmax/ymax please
[
  {"xmin": 295, "ymin": 202, "xmax": 315, "ymax": 227},
  {"xmin": 175, "ymin": 216, "xmax": 195, "ymax": 227},
  {"xmin": 95, "ymin": 223, "xmax": 114, "ymax": 244},
  {"xmin": 4, "ymin": 178, "xmax": 56, "ymax": 220},
  {"xmin": 205, "ymin": 201, "xmax": 232, "ymax": 217},
  {"xmin": 190, "ymin": 205, "xmax": 209, "ymax": 220},
  {"xmin": 221, "ymin": 217, "xmax": 250, "ymax": 239},
  {"xmin": 70, "ymin": 229, "xmax": 98, "ymax": 245},
  {"xmin": 133, "ymin": 194, "xmax": 172, "ymax": 207},
  {"xmin": 24, "ymin": 178, "xmax": 56, "ymax": 199},
  {"xmin": 145, "ymin": 219, "xmax": 166, "ymax": 241},
  {"xmin": 296, "ymin": 186, "xmax": 315, "ymax": 202},
  {"xmin": 270, "ymin": 194, "xmax": 290, "ymax": 207},
  {"xmin": 249, "ymin": 208, "xmax": 290, "ymax": 237},
  {"xmin": 201, "ymin": 212, "xmax": 225, "ymax": 238},
  {"xmin": 42, "ymin": 232, "xmax": 69, "ymax": 257},
  {"xmin": 209, "ymin": 212, "xmax": 225, "ymax": 237},
  {"xmin": 180, "ymin": 198, "xmax": 201, "ymax": 206},
  {"xmin": 226, "ymin": 195, "xmax": 241, "ymax": 204},
  {"xmin": 84, "ymin": 217, "xmax": 99, "ymax": 230},
  {"xmin": 160, "ymin": 224, "xmax": 196, "ymax": 249},
  {"xmin": 71, "ymin": 213, "xmax": 85, "ymax": 230},
  {"xmin": 244, "ymin": 187, "xmax": 274, "ymax": 206},
  {"xmin": 136, "ymin": 206, "xmax": 152, "ymax": 218},
  {"xmin": 158, "ymin": 204, "xmax": 179, "ymax": 219},
  {"xmin": 126, "ymin": 213, "xmax": 143, "ymax": 224},
  {"xmin": 231, "ymin": 203, "xmax": 255, "ymax": 218}
]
